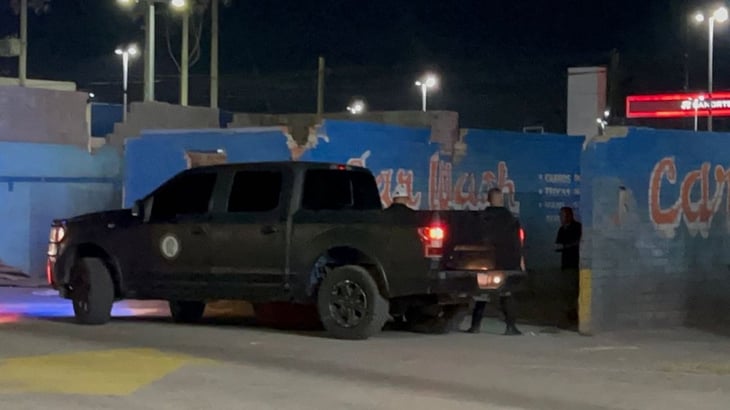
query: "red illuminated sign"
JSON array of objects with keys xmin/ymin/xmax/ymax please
[{"xmin": 626, "ymin": 92, "xmax": 730, "ymax": 119}]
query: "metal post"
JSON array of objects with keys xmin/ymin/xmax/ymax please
[
  {"xmin": 709, "ymin": 18, "xmax": 715, "ymax": 131},
  {"xmin": 19, "ymin": 0, "xmax": 27, "ymax": 86},
  {"xmin": 144, "ymin": 2, "xmax": 156, "ymax": 102},
  {"xmin": 180, "ymin": 8, "xmax": 189, "ymax": 106},
  {"xmin": 694, "ymin": 100, "xmax": 699, "ymax": 132},
  {"xmin": 421, "ymin": 85, "xmax": 427, "ymax": 112},
  {"xmin": 210, "ymin": 0, "xmax": 219, "ymax": 109},
  {"xmin": 123, "ymin": 52, "xmax": 129, "ymax": 122},
  {"xmin": 317, "ymin": 56, "xmax": 325, "ymax": 116}
]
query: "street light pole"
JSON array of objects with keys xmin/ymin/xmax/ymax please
[
  {"xmin": 210, "ymin": 0, "xmax": 219, "ymax": 109},
  {"xmin": 695, "ymin": 7, "xmax": 728, "ymax": 131},
  {"xmin": 180, "ymin": 7, "xmax": 189, "ymax": 106},
  {"xmin": 415, "ymin": 74, "xmax": 438, "ymax": 112},
  {"xmin": 18, "ymin": 0, "xmax": 27, "ymax": 86},
  {"xmin": 116, "ymin": 45, "xmax": 139, "ymax": 122},
  {"xmin": 144, "ymin": 2, "xmax": 155, "ymax": 102},
  {"xmin": 708, "ymin": 16, "xmax": 714, "ymax": 131}
]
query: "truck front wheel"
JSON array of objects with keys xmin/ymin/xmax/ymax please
[
  {"xmin": 317, "ymin": 265, "xmax": 389, "ymax": 340},
  {"xmin": 71, "ymin": 257, "xmax": 115, "ymax": 325}
]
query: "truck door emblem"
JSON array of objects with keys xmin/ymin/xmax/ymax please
[{"xmin": 160, "ymin": 234, "xmax": 181, "ymax": 259}]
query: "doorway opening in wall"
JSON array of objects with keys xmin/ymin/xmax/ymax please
[{"xmin": 184, "ymin": 150, "xmax": 228, "ymax": 169}]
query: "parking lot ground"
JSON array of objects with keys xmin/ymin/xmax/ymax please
[{"xmin": 0, "ymin": 287, "xmax": 729, "ymax": 410}]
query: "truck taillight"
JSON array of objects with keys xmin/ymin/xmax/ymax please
[
  {"xmin": 419, "ymin": 224, "xmax": 446, "ymax": 258},
  {"xmin": 519, "ymin": 228, "xmax": 525, "ymax": 246}
]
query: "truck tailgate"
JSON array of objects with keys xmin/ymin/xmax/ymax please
[{"xmin": 437, "ymin": 208, "xmax": 523, "ymax": 272}]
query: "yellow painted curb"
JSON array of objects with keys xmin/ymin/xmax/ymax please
[{"xmin": 578, "ymin": 268, "xmax": 592, "ymax": 335}]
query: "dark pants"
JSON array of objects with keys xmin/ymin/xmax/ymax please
[
  {"xmin": 470, "ymin": 295, "xmax": 517, "ymax": 330},
  {"xmin": 563, "ymin": 268, "xmax": 579, "ymax": 323}
]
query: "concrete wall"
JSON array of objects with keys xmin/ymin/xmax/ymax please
[
  {"xmin": 0, "ymin": 86, "xmax": 90, "ymax": 146},
  {"xmin": 580, "ymin": 127, "xmax": 730, "ymax": 334},
  {"xmin": 123, "ymin": 128, "xmax": 292, "ymax": 207},
  {"xmin": 567, "ymin": 67, "xmax": 607, "ymax": 138},
  {"xmin": 108, "ymin": 102, "xmax": 221, "ymax": 149},
  {"xmin": 0, "ymin": 77, "xmax": 77, "ymax": 91},
  {"xmin": 229, "ymin": 111, "xmax": 459, "ymax": 148},
  {"xmin": 0, "ymin": 143, "xmax": 121, "ymax": 278},
  {"xmin": 300, "ymin": 120, "xmax": 582, "ymax": 272}
]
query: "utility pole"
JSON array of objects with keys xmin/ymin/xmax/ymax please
[
  {"xmin": 19, "ymin": 0, "xmax": 28, "ymax": 86},
  {"xmin": 210, "ymin": 0, "xmax": 219, "ymax": 109},
  {"xmin": 144, "ymin": 2, "xmax": 156, "ymax": 101},
  {"xmin": 180, "ymin": 7, "xmax": 189, "ymax": 106},
  {"xmin": 317, "ymin": 56, "xmax": 325, "ymax": 116}
]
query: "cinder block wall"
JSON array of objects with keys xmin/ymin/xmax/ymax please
[{"xmin": 581, "ymin": 127, "xmax": 730, "ymax": 334}]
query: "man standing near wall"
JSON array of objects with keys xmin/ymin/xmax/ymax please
[
  {"xmin": 467, "ymin": 187, "xmax": 522, "ymax": 336},
  {"xmin": 555, "ymin": 207, "xmax": 582, "ymax": 325}
]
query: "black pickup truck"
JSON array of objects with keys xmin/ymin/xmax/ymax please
[{"xmin": 47, "ymin": 162, "xmax": 526, "ymax": 339}]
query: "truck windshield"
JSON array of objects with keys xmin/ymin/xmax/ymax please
[{"xmin": 302, "ymin": 169, "xmax": 381, "ymax": 211}]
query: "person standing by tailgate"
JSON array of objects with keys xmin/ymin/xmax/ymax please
[{"xmin": 467, "ymin": 187, "xmax": 522, "ymax": 336}]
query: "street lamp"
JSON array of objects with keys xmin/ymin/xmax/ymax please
[
  {"xmin": 415, "ymin": 73, "xmax": 438, "ymax": 112},
  {"xmin": 694, "ymin": 6, "xmax": 728, "ymax": 131},
  {"xmin": 115, "ymin": 44, "xmax": 140, "ymax": 122},
  {"xmin": 347, "ymin": 99, "xmax": 366, "ymax": 115},
  {"xmin": 117, "ymin": 0, "xmax": 187, "ymax": 102}
]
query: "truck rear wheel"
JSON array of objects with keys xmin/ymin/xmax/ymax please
[
  {"xmin": 169, "ymin": 301, "xmax": 206, "ymax": 323},
  {"xmin": 406, "ymin": 303, "xmax": 470, "ymax": 334},
  {"xmin": 71, "ymin": 257, "xmax": 114, "ymax": 325},
  {"xmin": 317, "ymin": 265, "xmax": 389, "ymax": 340}
]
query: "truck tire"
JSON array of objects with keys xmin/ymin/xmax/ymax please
[
  {"xmin": 169, "ymin": 301, "xmax": 206, "ymax": 323},
  {"xmin": 317, "ymin": 265, "xmax": 389, "ymax": 340},
  {"xmin": 71, "ymin": 257, "xmax": 114, "ymax": 325},
  {"xmin": 407, "ymin": 303, "xmax": 470, "ymax": 334}
]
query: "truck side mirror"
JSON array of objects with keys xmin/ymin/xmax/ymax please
[{"xmin": 131, "ymin": 200, "xmax": 143, "ymax": 218}]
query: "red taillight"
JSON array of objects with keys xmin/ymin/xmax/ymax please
[
  {"xmin": 519, "ymin": 228, "xmax": 525, "ymax": 245},
  {"xmin": 426, "ymin": 226, "xmax": 445, "ymax": 241},
  {"xmin": 419, "ymin": 224, "xmax": 446, "ymax": 258}
]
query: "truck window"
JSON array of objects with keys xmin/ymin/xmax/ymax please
[
  {"xmin": 150, "ymin": 172, "xmax": 217, "ymax": 221},
  {"xmin": 227, "ymin": 171, "xmax": 282, "ymax": 212},
  {"xmin": 302, "ymin": 170, "xmax": 381, "ymax": 210}
]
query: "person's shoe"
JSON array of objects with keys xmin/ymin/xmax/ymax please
[
  {"xmin": 504, "ymin": 326, "xmax": 522, "ymax": 336},
  {"xmin": 466, "ymin": 326, "xmax": 480, "ymax": 334}
]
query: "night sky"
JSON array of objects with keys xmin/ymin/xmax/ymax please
[{"xmin": 0, "ymin": 0, "xmax": 727, "ymax": 131}]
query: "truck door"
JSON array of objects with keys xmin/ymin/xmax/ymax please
[
  {"xmin": 125, "ymin": 171, "xmax": 217, "ymax": 297},
  {"xmin": 207, "ymin": 168, "xmax": 289, "ymax": 300}
]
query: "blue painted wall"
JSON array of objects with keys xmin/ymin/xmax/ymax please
[
  {"xmin": 123, "ymin": 128, "xmax": 292, "ymax": 207},
  {"xmin": 582, "ymin": 128, "xmax": 730, "ymax": 331},
  {"xmin": 90, "ymin": 103, "xmax": 124, "ymax": 138},
  {"xmin": 0, "ymin": 143, "xmax": 121, "ymax": 278},
  {"xmin": 300, "ymin": 120, "xmax": 583, "ymax": 271}
]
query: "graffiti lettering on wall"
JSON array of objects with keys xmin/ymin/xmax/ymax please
[
  {"xmin": 428, "ymin": 153, "xmax": 520, "ymax": 213},
  {"xmin": 345, "ymin": 150, "xmax": 519, "ymax": 213},
  {"xmin": 649, "ymin": 156, "xmax": 730, "ymax": 238}
]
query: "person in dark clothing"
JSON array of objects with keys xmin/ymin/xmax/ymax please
[
  {"xmin": 556, "ymin": 207, "xmax": 581, "ymax": 270},
  {"xmin": 555, "ymin": 207, "xmax": 582, "ymax": 324},
  {"xmin": 467, "ymin": 188, "xmax": 522, "ymax": 336},
  {"xmin": 387, "ymin": 184, "xmax": 412, "ymax": 210}
]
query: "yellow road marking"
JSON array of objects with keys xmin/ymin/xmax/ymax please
[{"xmin": 0, "ymin": 348, "xmax": 215, "ymax": 396}]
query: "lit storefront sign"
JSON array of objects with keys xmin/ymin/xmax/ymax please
[{"xmin": 626, "ymin": 92, "xmax": 730, "ymax": 118}]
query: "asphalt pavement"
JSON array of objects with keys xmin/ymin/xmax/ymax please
[{"xmin": 0, "ymin": 287, "xmax": 729, "ymax": 410}]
